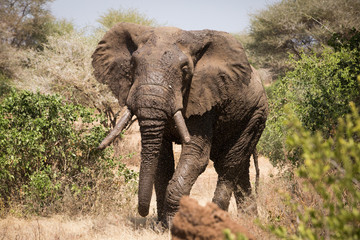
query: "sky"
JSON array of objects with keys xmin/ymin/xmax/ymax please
[{"xmin": 50, "ymin": 0, "xmax": 280, "ymax": 33}]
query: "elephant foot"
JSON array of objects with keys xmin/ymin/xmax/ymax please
[
  {"xmin": 156, "ymin": 206, "xmax": 177, "ymax": 229},
  {"xmin": 159, "ymin": 218, "xmax": 169, "ymax": 229},
  {"xmin": 149, "ymin": 219, "xmax": 167, "ymax": 233},
  {"xmin": 158, "ymin": 212, "xmax": 176, "ymax": 229},
  {"xmin": 236, "ymin": 194, "xmax": 258, "ymax": 216}
]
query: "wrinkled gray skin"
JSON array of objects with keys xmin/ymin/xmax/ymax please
[{"xmin": 92, "ymin": 22, "xmax": 268, "ymax": 226}]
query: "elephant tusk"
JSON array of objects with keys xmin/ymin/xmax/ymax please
[
  {"xmin": 173, "ymin": 111, "xmax": 191, "ymax": 144},
  {"xmin": 97, "ymin": 107, "xmax": 133, "ymax": 150}
]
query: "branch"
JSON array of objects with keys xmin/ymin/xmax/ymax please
[{"xmin": 329, "ymin": 159, "xmax": 360, "ymax": 188}]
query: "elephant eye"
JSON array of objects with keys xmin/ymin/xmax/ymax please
[
  {"xmin": 130, "ymin": 56, "xmax": 137, "ymax": 68},
  {"xmin": 182, "ymin": 63, "xmax": 193, "ymax": 79},
  {"xmin": 181, "ymin": 65, "xmax": 189, "ymax": 74}
]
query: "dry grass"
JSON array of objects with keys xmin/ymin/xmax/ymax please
[
  {"xmin": 0, "ymin": 214, "xmax": 169, "ymax": 240},
  {"xmin": 9, "ymin": 31, "xmax": 120, "ymax": 121},
  {"xmin": 0, "ymin": 152, "xmax": 281, "ymax": 240}
]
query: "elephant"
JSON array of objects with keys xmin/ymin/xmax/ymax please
[{"xmin": 92, "ymin": 22, "xmax": 268, "ymax": 226}]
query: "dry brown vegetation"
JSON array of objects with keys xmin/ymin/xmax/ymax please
[{"xmin": 0, "ymin": 127, "xmax": 284, "ymax": 240}]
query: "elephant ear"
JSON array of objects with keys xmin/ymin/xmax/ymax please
[
  {"xmin": 184, "ymin": 30, "xmax": 252, "ymax": 118},
  {"xmin": 92, "ymin": 22, "xmax": 153, "ymax": 106}
]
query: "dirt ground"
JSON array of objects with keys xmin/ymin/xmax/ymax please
[{"xmin": 0, "ymin": 126, "xmax": 278, "ymax": 239}]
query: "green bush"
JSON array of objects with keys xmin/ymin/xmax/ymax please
[
  {"xmin": 257, "ymin": 81, "xmax": 290, "ymax": 166},
  {"xmin": 223, "ymin": 228, "xmax": 249, "ymax": 240},
  {"xmin": 258, "ymin": 46, "xmax": 360, "ymax": 166},
  {"xmin": 269, "ymin": 103, "xmax": 360, "ymax": 239},
  {"xmin": 285, "ymin": 48, "xmax": 360, "ymax": 136},
  {"xmin": 0, "ymin": 73, "xmax": 11, "ymax": 99},
  {"xmin": 0, "ymin": 90, "xmax": 137, "ymax": 215}
]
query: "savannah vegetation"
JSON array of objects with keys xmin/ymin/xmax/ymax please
[{"xmin": 0, "ymin": 0, "xmax": 359, "ymax": 239}]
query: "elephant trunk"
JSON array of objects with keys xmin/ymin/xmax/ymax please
[
  {"xmin": 138, "ymin": 118, "xmax": 165, "ymax": 217},
  {"xmin": 128, "ymin": 84, "xmax": 191, "ymax": 217}
]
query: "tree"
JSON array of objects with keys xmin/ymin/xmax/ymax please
[
  {"xmin": 247, "ymin": 0, "xmax": 360, "ymax": 76},
  {"xmin": 0, "ymin": 0, "xmax": 55, "ymax": 48},
  {"xmin": 0, "ymin": 0, "xmax": 74, "ymax": 77},
  {"xmin": 97, "ymin": 7, "xmax": 158, "ymax": 31}
]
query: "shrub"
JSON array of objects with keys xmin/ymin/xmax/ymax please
[
  {"xmin": 0, "ymin": 41, "xmax": 21, "ymax": 79},
  {"xmin": 268, "ymin": 103, "xmax": 360, "ymax": 239},
  {"xmin": 0, "ymin": 73, "xmax": 11, "ymax": 99},
  {"xmin": 258, "ymin": 47, "xmax": 360, "ymax": 166},
  {"xmin": 257, "ymin": 81, "xmax": 290, "ymax": 166},
  {"xmin": 97, "ymin": 7, "xmax": 158, "ymax": 31},
  {"xmin": 0, "ymin": 90, "xmax": 137, "ymax": 215},
  {"xmin": 285, "ymin": 48, "xmax": 360, "ymax": 136},
  {"xmin": 13, "ymin": 31, "xmax": 120, "ymax": 128},
  {"xmin": 223, "ymin": 229, "xmax": 249, "ymax": 240}
]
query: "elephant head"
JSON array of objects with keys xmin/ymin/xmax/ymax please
[{"xmin": 92, "ymin": 22, "xmax": 252, "ymax": 217}]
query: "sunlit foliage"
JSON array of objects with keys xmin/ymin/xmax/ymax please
[{"xmin": 97, "ymin": 7, "xmax": 158, "ymax": 31}]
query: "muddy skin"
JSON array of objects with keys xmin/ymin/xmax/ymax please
[{"xmin": 92, "ymin": 22, "xmax": 268, "ymax": 227}]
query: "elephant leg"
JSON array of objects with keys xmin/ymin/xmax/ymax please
[
  {"xmin": 155, "ymin": 138, "xmax": 175, "ymax": 221},
  {"xmin": 233, "ymin": 162, "xmax": 253, "ymax": 212},
  {"xmin": 213, "ymin": 111, "xmax": 266, "ymax": 213},
  {"xmin": 213, "ymin": 147, "xmax": 252, "ymax": 213},
  {"xmin": 212, "ymin": 176, "xmax": 234, "ymax": 211},
  {"xmin": 162, "ymin": 114, "xmax": 213, "ymax": 225},
  {"xmin": 212, "ymin": 156, "xmax": 251, "ymax": 211}
]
